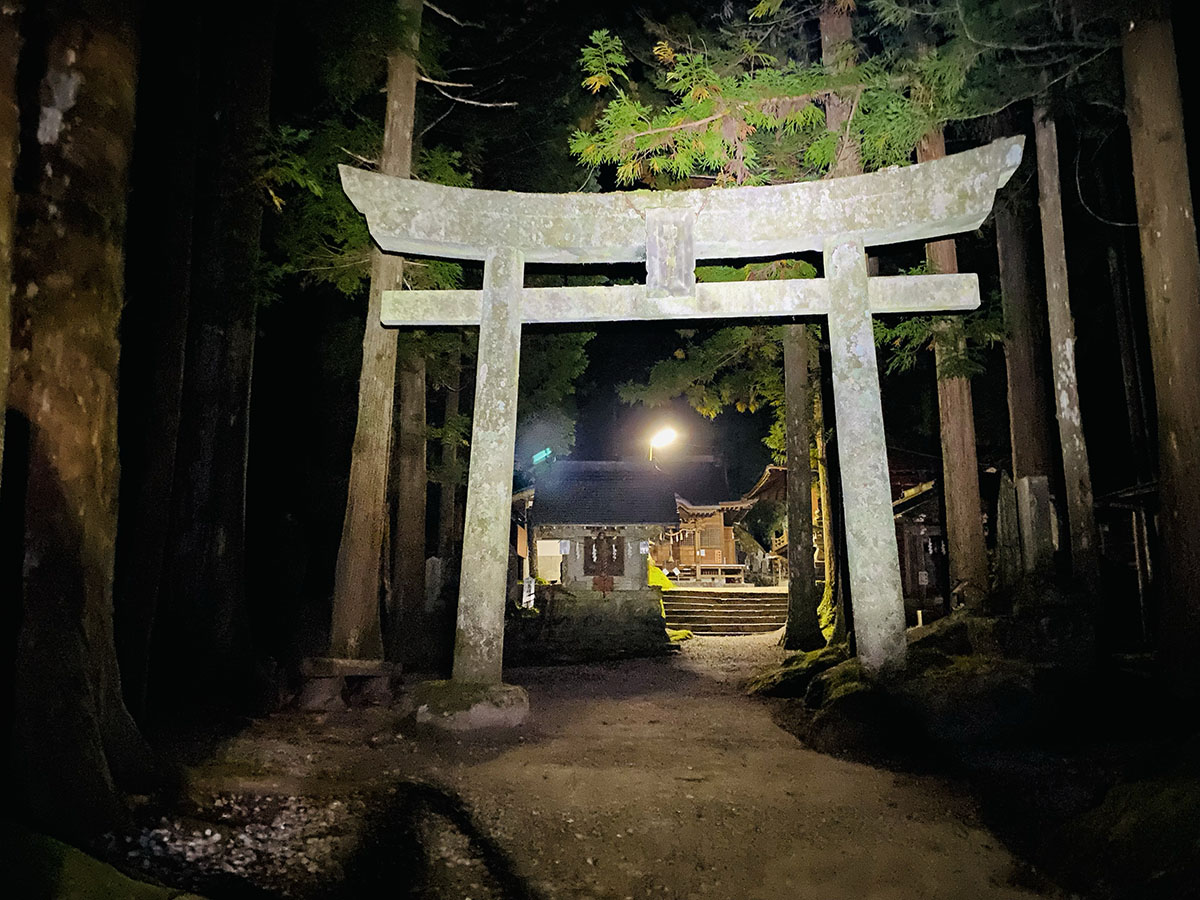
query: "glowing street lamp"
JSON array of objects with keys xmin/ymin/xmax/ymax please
[{"xmin": 649, "ymin": 426, "xmax": 678, "ymax": 460}]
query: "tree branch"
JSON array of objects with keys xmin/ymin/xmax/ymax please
[
  {"xmin": 952, "ymin": 0, "xmax": 1112, "ymax": 52},
  {"xmin": 427, "ymin": 81, "xmax": 518, "ymax": 107},
  {"xmin": 418, "ymin": 69, "xmax": 475, "ymax": 88},
  {"xmin": 423, "ymin": 1, "xmax": 483, "ymax": 28}
]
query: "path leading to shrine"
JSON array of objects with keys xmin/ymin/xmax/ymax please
[{"xmin": 136, "ymin": 634, "xmax": 1057, "ymax": 899}]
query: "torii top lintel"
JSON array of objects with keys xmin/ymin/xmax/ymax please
[{"xmin": 339, "ymin": 136, "xmax": 1023, "ymax": 265}]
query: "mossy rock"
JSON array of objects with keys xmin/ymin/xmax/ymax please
[
  {"xmin": 6, "ymin": 823, "xmax": 206, "ymax": 899},
  {"xmin": 903, "ymin": 645, "xmax": 955, "ymax": 677},
  {"xmin": 803, "ymin": 657, "xmax": 867, "ymax": 709},
  {"xmin": 896, "ymin": 655, "xmax": 1036, "ymax": 746},
  {"xmin": 907, "ymin": 611, "xmax": 973, "ymax": 656},
  {"xmin": 967, "ymin": 611, "xmax": 1097, "ymax": 671},
  {"xmin": 1045, "ymin": 775, "xmax": 1200, "ymax": 898},
  {"xmin": 804, "ymin": 679, "xmax": 920, "ymax": 764},
  {"xmin": 409, "ymin": 680, "xmax": 529, "ymax": 730},
  {"xmin": 746, "ymin": 643, "xmax": 848, "ymax": 698}
]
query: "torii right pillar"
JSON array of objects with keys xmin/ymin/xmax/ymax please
[{"xmin": 825, "ymin": 239, "xmax": 907, "ymax": 671}]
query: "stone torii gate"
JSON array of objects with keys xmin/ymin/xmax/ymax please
[{"xmin": 341, "ymin": 136, "xmax": 1023, "ymax": 712}]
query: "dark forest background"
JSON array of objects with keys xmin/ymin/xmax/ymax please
[{"xmin": 1, "ymin": 0, "xmax": 1197, "ymax": 862}]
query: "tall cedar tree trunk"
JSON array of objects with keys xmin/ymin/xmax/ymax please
[
  {"xmin": 917, "ymin": 129, "xmax": 989, "ymax": 606},
  {"xmin": 158, "ymin": 0, "xmax": 276, "ymax": 702},
  {"xmin": 330, "ymin": 0, "xmax": 421, "ymax": 660},
  {"xmin": 437, "ymin": 346, "xmax": 462, "ymax": 562},
  {"xmin": 782, "ymin": 328, "xmax": 821, "ymax": 649},
  {"xmin": 1087, "ymin": 129, "xmax": 1154, "ymax": 484},
  {"xmin": 781, "ymin": 0, "xmax": 857, "ymax": 651},
  {"xmin": 992, "ymin": 119, "xmax": 1054, "ymax": 481},
  {"xmin": 113, "ymin": 1, "xmax": 200, "ymax": 720},
  {"xmin": 814, "ymin": 387, "xmax": 845, "ymax": 643},
  {"xmin": 1033, "ymin": 105, "xmax": 1099, "ymax": 592},
  {"xmin": 391, "ymin": 345, "xmax": 426, "ymax": 664},
  {"xmin": 0, "ymin": 3, "xmax": 17, "ymax": 488},
  {"xmin": 810, "ymin": 2, "xmax": 857, "ymax": 641},
  {"xmin": 820, "ymin": 338, "xmax": 855, "ymax": 650},
  {"xmin": 9, "ymin": 0, "xmax": 155, "ymax": 836},
  {"xmin": 1123, "ymin": 3, "xmax": 1200, "ymax": 697}
]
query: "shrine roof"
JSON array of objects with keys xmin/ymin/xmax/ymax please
[{"xmin": 531, "ymin": 461, "xmax": 680, "ymax": 527}]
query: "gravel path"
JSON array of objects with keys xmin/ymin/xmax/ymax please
[{"xmin": 108, "ymin": 634, "xmax": 1056, "ymax": 899}]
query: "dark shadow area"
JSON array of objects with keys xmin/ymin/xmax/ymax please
[
  {"xmin": 322, "ymin": 781, "xmax": 543, "ymax": 900},
  {"xmin": 0, "ymin": 411, "xmax": 30, "ymax": 812},
  {"xmin": 763, "ymin": 644, "xmax": 1200, "ymax": 900}
]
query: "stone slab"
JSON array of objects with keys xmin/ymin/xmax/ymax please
[
  {"xmin": 645, "ymin": 206, "xmax": 696, "ymax": 298},
  {"xmin": 1016, "ymin": 475, "xmax": 1055, "ymax": 576},
  {"xmin": 300, "ymin": 657, "xmax": 396, "ymax": 678}
]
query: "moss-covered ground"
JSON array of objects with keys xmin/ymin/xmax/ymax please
[{"xmin": 749, "ymin": 611, "xmax": 1200, "ymax": 900}]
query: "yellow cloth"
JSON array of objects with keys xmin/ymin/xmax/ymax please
[{"xmin": 647, "ymin": 563, "xmax": 676, "ymax": 591}]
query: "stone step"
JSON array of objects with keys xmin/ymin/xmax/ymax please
[
  {"xmin": 667, "ymin": 621, "xmax": 784, "ymax": 635},
  {"xmin": 666, "ymin": 600, "xmax": 786, "ymax": 609},
  {"xmin": 667, "ymin": 590, "xmax": 788, "ymax": 601},
  {"xmin": 662, "ymin": 600, "xmax": 792, "ymax": 607},
  {"xmin": 666, "ymin": 605, "xmax": 787, "ymax": 613},
  {"xmin": 666, "ymin": 610, "xmax": 787, "ymax": 620},
  {"xmin": 664, "ymin": 607, "xmax": 788, "ymax": 618},
  {"xmin": 663, "ymin": 588, "xmax": 789, "ymax": 635}
]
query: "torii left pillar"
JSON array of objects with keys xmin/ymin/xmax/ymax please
[
  {"xmin": 407, "ymin": 247, "xmax": 532, "ymax": 729},
  {"xmin": 453, "ymin": 248, "xmax": 523, "ymax": 684}
]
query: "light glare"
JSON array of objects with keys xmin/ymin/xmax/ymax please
[{"xmin": 650, "ymin": 427, "xmax": 678, "ymax": 449}]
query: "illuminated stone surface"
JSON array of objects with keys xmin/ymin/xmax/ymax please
[{"xmin": 341, "ymin": 136, "xmax": 1023, "ymax": 679}]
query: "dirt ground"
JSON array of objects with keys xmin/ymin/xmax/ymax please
[{"xmin": 118, "ymin": 632, "xmax": 1062, "ymax": 899}]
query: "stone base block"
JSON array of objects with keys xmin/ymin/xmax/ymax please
[
  {"xmin": 296, "ymin": 676, "xmax": 345, "ymax": 711},
  {"xmin": 351, "ymin": 675, "xmax": 394, "ymax": 707},
  {"xmin": 410, "ymin": 681, "xmax": 529, "ymax": 731}
]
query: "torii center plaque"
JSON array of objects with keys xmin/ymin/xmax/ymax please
[{"xmin": 341, "ymin": 136, "xmax": 1024, "ymax": 681}]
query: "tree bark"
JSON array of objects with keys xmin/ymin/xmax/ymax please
[
  {"xmin": 917, "ymin": 129, "xmax": 989, "ymax": 607},
  {"xmin": 1033, "ymin": 105, "xmax": 1099, "ymax": 593},
  {"xmin": 992, "ymin": 141, "xmax": 1054, "ymax": 481},
  {"xmin": 820, "ymin": 338, "xmax": 854, "ymax": 651},
  {"xmin": 391, "ymin": 347, "xmax": 427, "ymax": 664},
  {"xmin": 113, "ymin": 0, "xmax": 200, "ymax": 720},
  {"xmin": 813, "ymin": 1, "xmax": 856, "ymax": 643},
  {"xmin": 813, "ymin": 376, "xmax": 845, "ymax": 643},
  {"xmin": 437, "ymin": 348, "xmax": 462, "ymax": 561},
  {"xmin": 9, "ymin": 0, "xmax": 154, "ymax": 836},
  {"xmin": 782, "ymin": 326, "xmax": 822, "ymax": 650},
  {"xmin": 159, "ymin": 0, "xmax": 276, "ymax": 701},
  {"xmin": 1123, "ymin": 3, "xmax": 1200, "ymax": 697},
  {"xmin": 0, "ymin": 2, "xmax": 18, "ymax": 489},
  {"xmin": 330, "ymin": 0, "xmax": 422, "ymax": 659},
  {"xmin": 819, "ymin": 3, "xmax": 860, "ymax": 178}
]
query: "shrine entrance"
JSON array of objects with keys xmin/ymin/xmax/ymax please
[{"xmin": 339, "ymin": 137, "xmax": 1023, "ymax": 712}]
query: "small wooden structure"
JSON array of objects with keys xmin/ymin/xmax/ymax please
[
  {"xmin": 529, "ymin": 461, "xmax": 679, "ymax": 591},
  {"xmin": 523, "ymin": 458, "xmax": 755, "ymax": 587},
  {"xmin": 648, "ymin": 458, "xmax": 752, "ymax": 584},
  {"xmin": 739, "ymin": 449, "xmax": 952, "ymax": 619}
]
